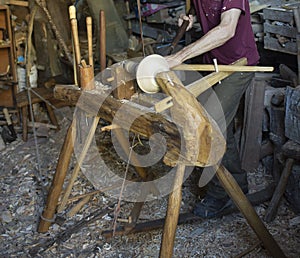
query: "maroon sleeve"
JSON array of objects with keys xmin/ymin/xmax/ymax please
[{"xmin": 221, "ymin": 0, "xmax": 246, "ymax": 14}]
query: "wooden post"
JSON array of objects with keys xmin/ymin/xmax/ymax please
[
  {"xmin": 99, "ymin": 10, "xmax": 106, "ymax": 71},
  {"xmin": 215, "ymin": 165, "xmax": 286, "ymax": 258},
  {"xmin": 79, "ymin": 65, "xmax": 95, "ymax": 90},
  {"xmin": 58, "ymin": 116, "xmax": 100, "ymax": 212},
  {"xmin": 293, "ymin": 7, "xmax": 300, "ymax": 84},
  {"xmin": 38, "ymin": 119, "xmax": 76, "ymax": 232},
  {"xmin": 264, "ymin": 158, "xmax": 294, "ymax": 222},
  {"xmin": 21, "ymin": 106, "xmax": 28, "ymax": 142},
  {"xmin": 159, "ymin": 163, "xmax": 186, "ymax": 258}
]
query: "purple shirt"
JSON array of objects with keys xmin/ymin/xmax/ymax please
[{"xmin": 192, "ymin": 0, "xmax": 260, "ymax": 65}]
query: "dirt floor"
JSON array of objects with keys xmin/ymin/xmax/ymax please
[{"xmin": 0, "ymin": 106, "xmax": 299, "ymax": 257}]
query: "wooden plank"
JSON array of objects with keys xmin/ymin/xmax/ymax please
[
  {"xmin": 264, "ymin": 158, "xmax": 294, "ymax": 222},
  {"xmin": 263, "ymin": 7, "xmax": 294, "ymax": 23},
  {"xmin": 240, "ymin": 78, "xmax": 266, "ymax": 172},
  {"xmin": 297, "ymin": 33, "xmax": 300, "ymax": 84},
  {"xmin": 264, "ymin": 36, "xmax": 297, "ymax": 55},
  {"xmin": 264, "ymin": 22, "xmax": 297, "ymax": 38},
  {"xmin": 285, "ymin": 86, "xmax": 300, "ymax": 143}
]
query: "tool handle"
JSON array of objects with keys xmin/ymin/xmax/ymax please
[
  {"xmin": 3, "ymin": 108, "xmax": 12, "ymax": 125},
  {"xmin": 166, "ymin": 6, "xmax": 195, "ymax": 55},
  {"xmin": 170, "ymin": 19, "xmax": 189, "ymax": 50},
  {"xmin": 86, "ymin": 17, "xmax": 93, "ymax": 66},
  {"xmin": 70, "ymin": 19, "xmax": 81, "ymax": 65},
  {"xmin": 69, "ymin": 5, "xmax": 76, "ymax": 20}
]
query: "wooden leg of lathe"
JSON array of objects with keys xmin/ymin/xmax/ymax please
[
  {"xmin": 21, "ymin": 106, "xmax": 28, "ymax": 142},
  {"xmin": 45, "ymin": 103, "xmax": 60, "ymax": 131},
  {"xmin": 215, "ymin": 165, "xmax": 286, "ymax": 258},
  {"xmin": 159, "ymin": 163, "xmax": 186, "ymax": 258},
  {"xmin": 57, "ymin": 115, "xmax": 100, "ymax": 212},
  {"xmin": 38, "ymin": 118, "xmax": 76, "ymax": 232}
]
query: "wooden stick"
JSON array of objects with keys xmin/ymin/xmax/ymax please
[
  {"xmin": 86, "ymin": 16, "xmax": 93, "ymax": 67},
  {"xmin": 187, "ymin": 57, "xmax": 248, "ymax": 96},
  {"xmin": 67, "ymin": 195, "xmax": 91, "ymax": 217},
  {"xmin": 58, "ymin": 116, "xmax": 100, "ymax": 212},
  {"xmin": 159, "ymin": 163, "xmax": 186, "ymax": 258},
  {"xmin": 58, "ymin": 179, "xmax": 137, "ymax": 205},
  {"xmin": 27, "ymin": 121, "xmax": 58, "ymax": 129},
  {"xmin": 215, "ymin": 165, "xmax": 286, "ymax": 258},
  {"xmin": 99, "ymin": 10, "xmax": 106, "ymax": 71},
  {"xmin": 234, "ymin": 241, "xmax": 262, "ymax": 258},
  {"xmin": 173, "ymin": 64, "xmax": 274, "ymax": 72},
  {"xmin": 264, "ymin": 158, "xmax": 294, "ymax": 222},
  {"xmin": 38, "ymin": 119, "xmax": 76, "ymax": 232}
]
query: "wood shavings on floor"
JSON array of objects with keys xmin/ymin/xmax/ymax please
[{"xmin": 0, "ymin": 115, "xmax": 299, "ymax": 258}]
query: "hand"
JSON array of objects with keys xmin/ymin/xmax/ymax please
[{"xmin": 178, "ymin": 14, "xmax": 194, "ymax": 31}]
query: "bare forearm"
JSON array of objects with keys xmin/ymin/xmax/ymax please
[
  {"xmin": 166, "ymin": 9, "xmax": 241, "ymax": 68},
  {"xmin": 173, "ymin": 25, "xmax": 233, "ymax": 64}
]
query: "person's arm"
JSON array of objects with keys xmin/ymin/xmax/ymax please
[{"xmin": 165, "ymin": 8, "xmax": 242, "ymax": 68}]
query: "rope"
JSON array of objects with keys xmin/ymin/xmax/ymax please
[
  {"xmin": 25, "ymin": 5, "xmax": 42, "ymax": 175},
  {"xmin": 112, "ymin": 134, "xmax": 137, "ymax": 236}
]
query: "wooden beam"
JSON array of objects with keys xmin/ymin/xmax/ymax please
[
  {"xmin": 53, "ymin": 83, "xmax": 223, "ymax": 167},
  {"xmin": 0, "ymin": 0, "xmax": 29, "ymax": 7}
]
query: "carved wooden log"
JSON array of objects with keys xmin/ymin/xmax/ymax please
[
  {"xmin": 54, "ymin": 81, "xmax": 225, "ymax": 167},
  {"xmin": 156, "ymin": 70, "xmax": 226, "ymax": 166}
]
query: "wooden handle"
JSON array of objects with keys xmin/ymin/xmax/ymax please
[
  {"xmin": 170, "ymin": 19, "xmax": 190, "ymax": 50},
  {"xmin": 69, "ymin": 5, "xmax": 76, "ymax": 20},
  {"xmin": 3, "ymin": 108, "xmax": 12, "ymax": 125},
  {"xmin": 173, "ymin": 64, "xmax": 274, "ymax": 72},
  {"xmin": 71, "ymin": 19, "xmax": 81, "ymax": 65},
  {"xmin": 163, "ymin": 6, "xmax": 195, "ymax": 55},
  {"xmin": 86, "ymin": 17, "xmax": 93, "ymax": 66},
  {"xmin": 99, "ymin": 10, "xmax": 106, "ymax": 71}
]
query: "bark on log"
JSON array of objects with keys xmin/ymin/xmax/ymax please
[{"xmin": 54, "ymin": 82, "xmax": 225, "ymax": 167}]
